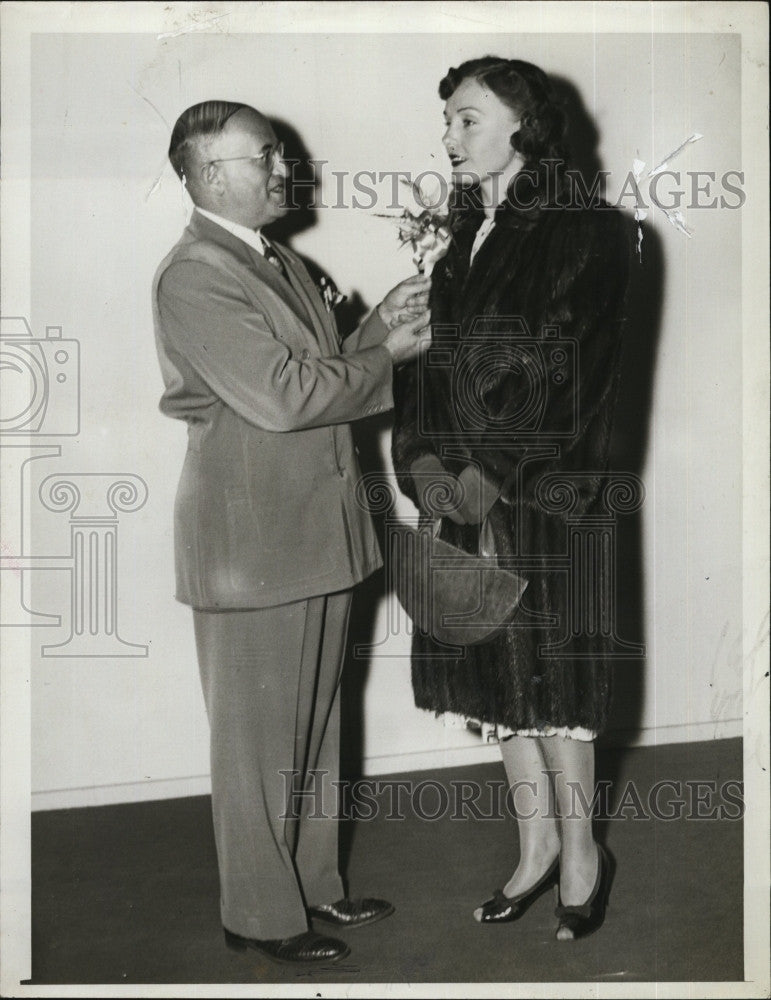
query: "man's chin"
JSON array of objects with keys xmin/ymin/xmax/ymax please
[
  {"xmin": 268, "ymin": 190, "xmax": 290, "ymax": 214},
  {"xmin": 270, "ymin": 203, "xmax": 291, "ymax": 220}
]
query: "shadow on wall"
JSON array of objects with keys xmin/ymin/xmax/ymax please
[
  {"xmin": 550, "ymin": 74, "xmax": 603, "ymax": 191},
  {"xmin": 606, "ymin": 218, "xmax": 665, "ymax": 745},
  {"xmin": 266, "ymin": 117, "xmax": 319, "ymax": 243},
  {"xmin": 266, "ymin": 115, "xmax": 373, "ymax": 336}
]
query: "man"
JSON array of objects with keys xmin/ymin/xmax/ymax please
[{"xmin": 152, "ymin": 101, "xmax": 429, "ymax": 966}]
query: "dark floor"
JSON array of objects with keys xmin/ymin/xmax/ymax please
[{"xmin": 29, "ymin": 738, "xmax": 743, "ymax": 986}]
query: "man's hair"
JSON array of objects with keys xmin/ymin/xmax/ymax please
[{"xmin": 168, "ymin": 100, "xmax": 252, "ymax": 180}]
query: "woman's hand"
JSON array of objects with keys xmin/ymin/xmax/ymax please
[
  {"xmin": 410, "ymin": 454, "xmax": 466, "ymax": 525},
  {"xmin": 456, "ymin": 465, "xmax": 501, "ymax": 524},
  {"xmin": 378, "ymin": 274, "xmax": 431, "ymax": 329},
  {"xmin": 410, "ymin": 455, "xmax": 500, "ymax": 525}
]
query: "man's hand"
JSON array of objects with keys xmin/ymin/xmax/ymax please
[
  {"xmin": 377, "ymin": 274, "xmax": 430, "ymax": 330},
  {"xmin": 382, "ymin": 310, "xmax": 431, "ymax": 366}
]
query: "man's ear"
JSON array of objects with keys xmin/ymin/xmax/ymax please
[{"xmin": 200, "ymin": 160, "xmax": 223, "ymax": 194}]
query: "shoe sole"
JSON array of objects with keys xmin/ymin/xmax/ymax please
[
  {"xmin": 225, "ymin": 931, "xmax": 351, "ymax": 966},
  {"xmin": 310, "ymin": 903, "xmax": 395, "ymax": 928}
]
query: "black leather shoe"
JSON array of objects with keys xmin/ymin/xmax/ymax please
[
  {"xmin": 474, "ymin": 857, "xmax": 559, "ymax": 923},
  {"xmin": 224, "ymin": 927, "xmax": 350, "ymax": 965},
  {"xmin": 308, "ymin": 896, "xmax": 394, "ymax": 927},
  {"xmin": 555, "ymin": 844, "xmax": 614, "ymax": 941}
]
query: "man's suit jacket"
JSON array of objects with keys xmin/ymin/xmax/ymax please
[{"xmin": 152, "ymin": 210, "xmax": 393, "ymax": 610}]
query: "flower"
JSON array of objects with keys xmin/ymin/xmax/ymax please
[{"xmin": 377, "ymin": 177, "xmax": 452, "ymax": 276}]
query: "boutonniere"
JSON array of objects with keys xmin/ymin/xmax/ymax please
[{"xmin": 317, "ymin": 275, "xmax": 347, "ymax": 313}]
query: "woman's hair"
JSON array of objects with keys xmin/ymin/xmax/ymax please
[
  {"xmin": 439, "ymin": 57, "xmax": 569, "ymax": 210},
  {"xmin": 168, "ymin": 100, "xmax": 250, "ymax": 180}
]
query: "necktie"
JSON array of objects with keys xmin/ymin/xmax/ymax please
[{"xmin": 261, "ymin": 239, "xmax": 289, "ymax": 281}]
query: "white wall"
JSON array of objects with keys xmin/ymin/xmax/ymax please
[{"xmin": 15, "ymin": 28, "xmax": 747, "ymax": 809}]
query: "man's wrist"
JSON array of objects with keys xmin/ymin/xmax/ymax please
[{"xmin": 381, "ymin": 336, "xmax": 398, "ymax": 363}]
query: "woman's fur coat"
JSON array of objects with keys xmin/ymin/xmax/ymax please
[{"xmin": 392, "ymin": 194, "xmax": 633, "ymax": 733}]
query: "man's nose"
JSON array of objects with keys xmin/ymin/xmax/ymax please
[{"xmin": 272, "ymin": 156, "xmax": 288, "ymax": 179}]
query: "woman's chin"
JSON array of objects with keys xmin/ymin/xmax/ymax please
[{"xmin": 450, "ymin": 167, "xmax": 480, "ymax": 187}]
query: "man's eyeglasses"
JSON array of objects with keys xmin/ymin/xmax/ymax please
[{"xmin": 204, "ymin": 142, "xmax": 285, "ymax": 173}]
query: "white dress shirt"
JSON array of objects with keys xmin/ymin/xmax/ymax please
[
  {"xmin": 469, "ymin": 216, "xmax": 496, "ymax": 264},
  {"xmin": 195, "ymin": 206, "xmax": 266, "ymax": 256}
]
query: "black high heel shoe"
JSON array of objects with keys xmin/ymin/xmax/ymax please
[
  {"xmin": 554, "ymin": 843, "xmax": 614, "ymax": 940},
  {"xmin": 475, "ymin": 857, "xmax": 560, "ymax": 923}
]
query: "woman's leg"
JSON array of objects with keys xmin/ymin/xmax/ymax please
[
  {"xmin": 538, "ymin": 736, "xmax": 599, "ymax": 908},
  {"xmin": 497, "ymin": 735, "xmax": 561, "ymax": 897}
]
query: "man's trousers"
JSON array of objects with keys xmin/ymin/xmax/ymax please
[{"xmin": 193, "ymin": 589, "xmax": 352, "ymax": 940}]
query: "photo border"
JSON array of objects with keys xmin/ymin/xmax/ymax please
[{"xmin": 1, "ymin": 2, "xmax": 768, "ymax": 997}]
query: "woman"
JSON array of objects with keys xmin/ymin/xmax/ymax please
[{"xmin": 392, "ymin": 57, "xmax": 632, "ymax": 939}]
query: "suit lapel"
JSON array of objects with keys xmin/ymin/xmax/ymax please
[
  {"xmin": 269, "ymin": 242, "xmax": 338, "ymax": 354},
  {"xmin": 244, "ymin": 244, "xmax": 318, "ymax": 332},
  {"xmin": 188, "ymin": 212, "xmax": 317, "ymax": 332}
]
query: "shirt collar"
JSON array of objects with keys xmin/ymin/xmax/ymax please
[
  {"xmin": 195, "ymin": 207, "xmax": 265, "ymax": 255},
  {"xmin": 470, "ymin": 217, "xmax": 496, "ymax": 263}
]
